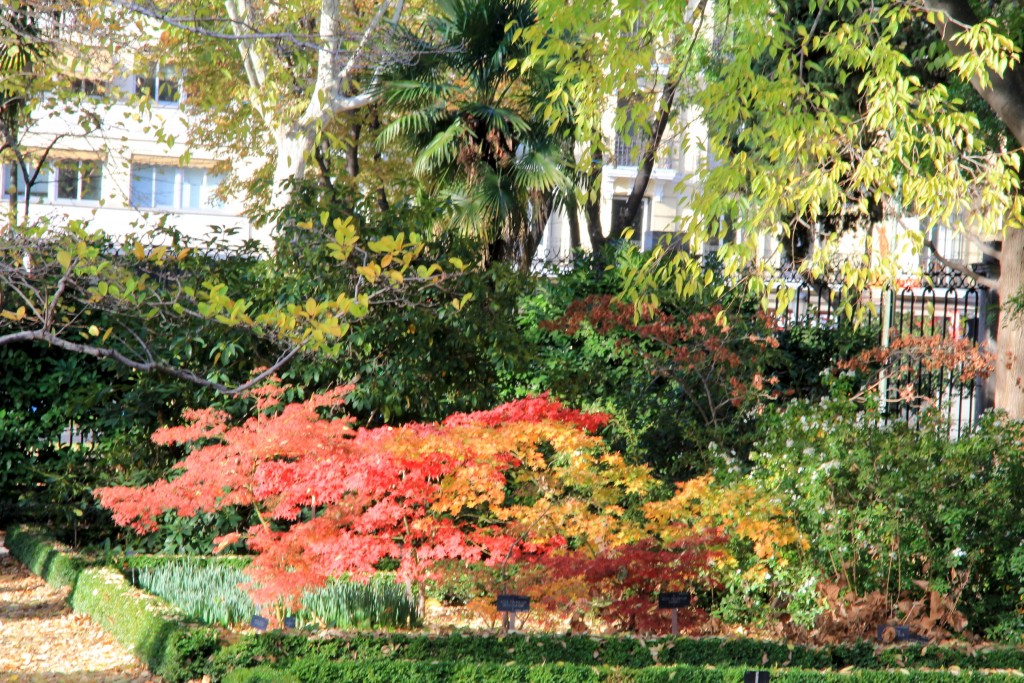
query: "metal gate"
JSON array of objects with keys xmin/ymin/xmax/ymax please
[{"xmin": 772, "ymin": 267, "xmax": 987, "ymax": 439}]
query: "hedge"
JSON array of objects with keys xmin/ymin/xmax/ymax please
[
  {"xmin": 9, "ymin": 526, "xmax": 1024, "ymax": 683},
  {"xmin": 208, "ymin": 631, "xmax": 1024, "ymax": 675},
  {"xmin": 4, "ymin": 525, "xmax": 220, "ymax": 682},
  {"xmin": 238, "ymin": 658, "xmax": 1024, "ymax": 683}
]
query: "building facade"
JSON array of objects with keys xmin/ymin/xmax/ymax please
[{"xmin": 2, "ymin": 50, "xmax": 256, "ymax": 247}]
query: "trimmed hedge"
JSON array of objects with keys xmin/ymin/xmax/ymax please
[
  {"xmin": 267, "ymin": 658, "xmax": 1024, "ymax": 683},
  {"xmin": 223, "ymin": 665, "xmax": 301, "ymax": 683},
  {"xmin": 208, "ymin": 630, "xmax": 1024, "ymax": 676},
  {"xmin": 124, "ymin": 553, "xmax": 253, "ymax": 571},
  {"xmin": 4, "ymin": 525, "xmax": 220, "ymax": 682},
  {"xmin": 5, "ymin": 524, "xmax": 84, "ymax": 587},
  {"xmin": 9, "ymin": 527, "xmax": 1024, "ymax": 683}
]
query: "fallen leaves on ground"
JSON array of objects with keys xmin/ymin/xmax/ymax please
[{"xmin": 0, "ymin": 532, "xmax": 161, "ymax": 682}]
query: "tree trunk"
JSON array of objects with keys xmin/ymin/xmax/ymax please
[
  {"xmin": 269, "ymin": 127, "xmax": 314, "ymax": 214},
  {"xmin": 993, "ymin": 226, "xmax": 1024, "ymax": 418},
  {"xmin": 611, "ymin": 79, "xmax": 679, "ymax": 240},
  {"xmin": 566, "ymin": 195, "xmax": 582, "ymax": 250},
  {"xmin": 584, "ymin": 152, "xmax": 604, "ymax": 250},
  {"xmin": 346, "ymin": 123, "xmax": 361, "ymax": 177}
]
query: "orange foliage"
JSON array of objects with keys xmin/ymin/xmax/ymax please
[{"xmin": 95, "ymin": 388, "xmax": 683, "ymax": 610}]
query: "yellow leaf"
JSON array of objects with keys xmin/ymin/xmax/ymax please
[{"xmin": 88, "ymin": 325, "xmax": 100, "ymax": 337}]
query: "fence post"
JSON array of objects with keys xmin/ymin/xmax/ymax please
[
  {"xmin": 975, "ymin": 287, "xmax": 993, "ymax": 420},
  {"xmin": 879, "ymin": 287, "xmax": 893, "ymax": 415}
]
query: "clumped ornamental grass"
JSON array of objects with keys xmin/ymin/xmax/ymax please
[{"xmin": 132, "ymin": 560, "xmax": 421, "ymax": 629}]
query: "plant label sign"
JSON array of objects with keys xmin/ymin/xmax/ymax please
[
  {"xmin": 283, "ymin": 616, "xmax": 296, "ymax": 629},
  {"xmin": 496, "ymin": 594, "xmax": 531, "ymax": 612},
  {"xmin": 657, "ymin": 592, "xmax": 691, "ymax": 609},
  {"xmin": 876, "ymin": 624, "xmax": 928, "ymax": 643},
  {"xmin": 744, "ymin": 672, "xmax": 770, "ymax": 683},
  {"xmin": 250, "ymin": 615, "xmax": 269, "ymax": 631}
]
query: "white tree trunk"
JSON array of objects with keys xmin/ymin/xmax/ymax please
[{"xmin": 269, "ymin": 128, "xmax": 315, "ymax": 214}]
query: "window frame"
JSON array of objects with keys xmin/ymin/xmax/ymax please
[
  {"xmin": 135, "ymin": 62, "xmax": 182, "ymax": 106},
  {"xmin": 3, "ymin": 160, "xmax": 103, "ymax": 205},
  {"xmin": 129, "ymin": 163, "xmax": 227, "ymax": 213}
]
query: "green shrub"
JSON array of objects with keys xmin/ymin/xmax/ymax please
[
  {"xmin": 224, "ymin": 665, "xmax": 301, "ymax": 683},
  {"xmin": 160, "ymin": 628, "xmax": 223, "ymax": 683},
  {"xmin": 208, "ymin": 632, "xmax": 310, "ymax": 681},
  {"xmin": 739, "ymin": 403, "xmax": 1024, "ymax": 630}
]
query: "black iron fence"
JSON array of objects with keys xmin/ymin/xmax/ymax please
[{"xmin": 772, "ymin": 273, "xmax": 986, "ymax": 439}]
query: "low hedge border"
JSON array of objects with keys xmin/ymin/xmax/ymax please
[
  {"xmin": 4, "ymin": 526, "xmax": 219, "ymax": 682},
  {"xmin": 123, "ymin": 553, "xmax": 253, "ymax": 571},
  {"xmin": 236, "ymin": 658, "xmax": 1024, "ymax": 683},
  {"xmin": 207, "ymin": 630, "xmax": 1024, "ymax": 676},
  {"xmin": 8, "ymin": 527, "xmax": 1024, "ymax": 683}
]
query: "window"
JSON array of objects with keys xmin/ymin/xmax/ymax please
[
  {"xmin": 130, "ymin": 164, "xmax": 225, "ymax": 211},
  {"xmin": 4, "ymin": 164, "xmax": 52, "ymax": 200},
  {"xmin": 611, "ymin": 196, "xmax": 650, "ymax": 243},
  {"xmin": 70, "ymin": 77, "xmax": 107, "ymax": 97},
  {"xmin": 614, "ymin": 102, "xmax": 652, "ymax": 167},
  {"xmin": 56, "ymin": 160, "xmax": 102, "ymax": 201},
  {"xmin": 135, "ymin": 64, "xmax": 180, "ymax": 105},
  {"xmin": 4, "ymin": 160, "xmax": 101, "ymax": 203}
]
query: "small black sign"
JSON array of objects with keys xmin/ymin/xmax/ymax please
[
  {"xmin": 744, "ymin": 672, "xmax": 770, "ymax": 683},
  {"xmin": 250, "ymin": 615, "xmax": 269, "ymax": 631},
  {"xmin": 876, "ymin": 624, "xmax": 928, "ymax": 643},
  {"xmin": 283, "ymin": 616, "xmax": 296, "ymax": 629},
  {"xmin": 496, "ymin": 594, "xmax": 531, "ymax": 612},
  {"xmin": 657, "ymin": 592, "xmax": 692, "ymax": 609}
]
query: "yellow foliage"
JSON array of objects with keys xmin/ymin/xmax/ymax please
[{"xmin": 644, "ymin": 474, "xmax": 808, "ymax": 565}]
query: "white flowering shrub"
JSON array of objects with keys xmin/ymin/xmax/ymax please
[{"xmin": 741, "ymin": 400, "xmax": 1024, "ymax": 635}]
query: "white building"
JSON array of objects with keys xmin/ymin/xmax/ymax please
[{"xmin": 1, "ymin": 50, "xmax": 259, "ymax": 248}]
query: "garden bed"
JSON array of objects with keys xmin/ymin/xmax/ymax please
[{"xmin": 9, "ymin": 526, "xmax": 1024, "ymax": 683}]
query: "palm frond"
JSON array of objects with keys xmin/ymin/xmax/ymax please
[
  {"xmin": 461, "ymin": 103, "xmax": 530, "ymax": 136},
  {"xmin": 478, "ymin": 167, "xmax": 525, "ymax": 223},
  {"xmin": 413, "ymin": 118, "xmax": 470, "ymax": 176},
  {"xmin": 382, "ymin": 80, "xmax": 462, "ymax": 109},
  {"xmin": 513, "ymin": 144, "xmax": 571, "ymax": 193},
  {"xmin": 376, "ymin": 106, "xmax": 452, "ymax": 151}
]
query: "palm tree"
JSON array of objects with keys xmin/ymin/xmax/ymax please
[{"xmin": 376, "ymin": 0, "xmax": 572, "ymax": 269}]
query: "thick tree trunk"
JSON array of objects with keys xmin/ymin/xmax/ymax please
[
  {"xmin": 923, "ymin": 0, "xmax": 1024, "ymax": 418},
  {"xmin": 993, "ymin": 226, "xmax": 1024, "ymax": 418},
  {"xmin": 269, "ymin": 128, "xmax": 314, "ymax": 214}
]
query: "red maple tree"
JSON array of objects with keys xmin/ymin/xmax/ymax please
[{"xmin": 98, "ymin": 386, "xmax": 719, "ymax": 619}]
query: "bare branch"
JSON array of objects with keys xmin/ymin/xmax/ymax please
[
  {"xmin": 0, "ymin": 327, "xmax": 302, "ymax": 395},
  {"xmin": 924, "ymin": 238, "xmax": 999, "ymax": 291}
]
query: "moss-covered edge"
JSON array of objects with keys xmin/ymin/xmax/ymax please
[{"xmin": 4, "ymin": 525, "xmax": 218, "ymax": 682}]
